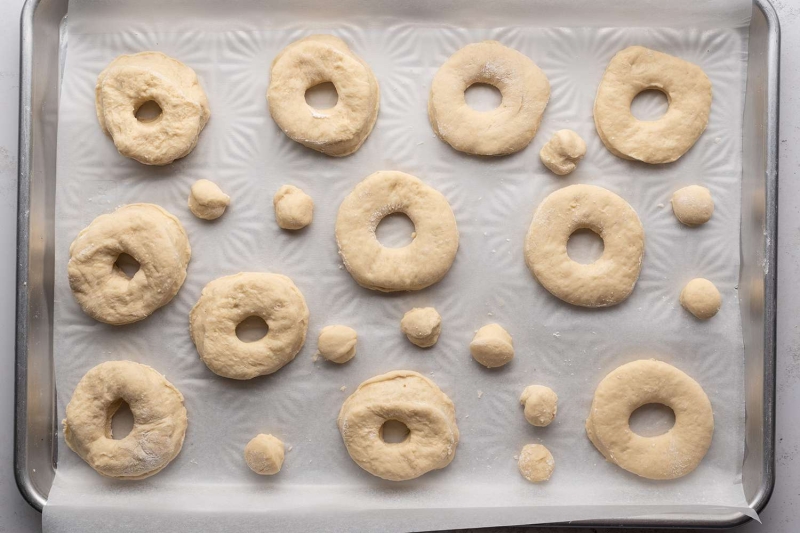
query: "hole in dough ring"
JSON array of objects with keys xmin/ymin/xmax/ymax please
[
  {"xmin": 335, "ymin": 171, "xmax": 459, "ymax": 292},
  {"xmin": 63, "ymin": 361, "xmax": 188, "ymax": 480},
  {"xmin": 585, "ymin": 359, "xmax": 714, "ymax": 480},
  {"xmin": 190, "ymin": 272, "xmax": 310, "ymax": 380},
  {"xmin": 593, "ymin": 46, "xmax": 712, "ymax": 164},
  {"xmin": 524, "ymin": 184, "xmax": 644, "ymax": 307},
  {"xmin": 67, "ymin": 203, "xmax": 191, "ymax": 325},
  {"xmin": 338, "ymin": 370, "xmax": 459, "ymax": 481},
  {"xmin": 267, "ymin": 35, "xmax": 380, "ymax": 157},
  {"xmin": 428, "ymin": 41, "xmax": 550, "ymax": 156}
]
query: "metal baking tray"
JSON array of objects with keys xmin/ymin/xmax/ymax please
[{"xmin": 15, "ymin": 0, "xmax": 779, "ymax": 527}]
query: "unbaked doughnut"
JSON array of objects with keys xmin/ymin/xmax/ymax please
[
  {"xmin": 318, "ymin": 325, "xmax": 358, "ymax": 363},
  {"xmin": 672, "ymin": 185, "xmax": 714, "ymax": 226},
  {"xmin": 594, "ymin": 46, "xmax": 712, "ymax": 164},
  {"xmin": 190, "ymin": 273, "xmax": 309, "ymax": 380},
  {"xmin": 540, "ymin": 130, "xmax": 586, "ymax": 176},
  {"xmin": 96, "ymin": 52, "xmax": 210, "ymax": 165},
  {"xmin": 680, "ymin": 278, "xmax": 721, "ymax": 319},
  {"xmin": 400, "ymin": 307, "xmax": 442, "ymax": 348},
  {"xmin": 268, "ymin": 35, "xmax": 380, "ymax": 157},
  {"xmin": 68, "ymin": 203, "xmax": 191, "ymax": 325},
  {"xmin": 338, "ymin": 370, "xmax": 459, "ymax": 481},
  {"xmin": 189, "ymin": 179, "xmax": 230, "ymax": 220},
  {"xmin": 585, "ymin": 359, "xmax": 714, "ymax": 480},
  {"xmin": 519, "ymin": 385, "xmax": 558, "ymax": 427},
  {"xmin": 274, "ymin": 185, "xmax": 314, "ymax": 230},
  {"xmin": 525, "ymin": 184, "xmax": 645, "ymax": 307},
  {"xmin": 63, "ymin": 360, "xmax": 187, "ymax": 479},
  {"xmin": 518, "ymin": 444, "xmax": 554, "ymax": 482},
  {"xmin": 244, "ymin": 434, "xmax": 285, "ymax": 475},
  {"xmin": 428, "ymin": 41, "xmax": 550, "ymax": 156},
  {"xmin": 470, "ymin": 324, "xmax": 514, "ymax": 368},
  {"xmin": 335, "ymin": 171, "xmax": 459, "ymax": 292}
]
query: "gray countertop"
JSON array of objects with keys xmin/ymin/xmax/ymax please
[{"xmin": 2, "ymin": 0, "xmax": 799, "ymax": 531}]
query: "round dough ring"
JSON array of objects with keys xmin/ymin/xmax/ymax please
[
  {"xmin": 428, "ymin": 41, "xmax": 550, "ymax": 156},
  {"xmin": 585, "ymin": 359, "xmax": 714, "ymax": 480},
  {"xmin": 338, "ymin": 370, "xmax": 459, "ymax": 481},
  {"xmin": 268, "ymin": 35, "xmax": 380, "ymax": 157},
  {"xmin": 593, "ymin": 46, "xmax": 712, "ymax": 164},
  {"xmin": 524, "ymin": 184, "xmax": 644, "ymax": 307},
  {"xmin": 190, "ymin": 272, "xmax": 309, "ymax": 380},
  {"xmin": 63, "ymin": 360, "xmax": 188, "ymax": 480},
  {"xmin": 68, "ymin": 203, "xmax": 191, "ymax": 325},
  {"xmin": 335, "ymin": 171, "xmax": 459, "ymax": 292}
]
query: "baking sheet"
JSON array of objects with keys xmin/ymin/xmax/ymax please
[{"xmin": 45, "ymin": 0, "xmax": 755, "ymax": 530}]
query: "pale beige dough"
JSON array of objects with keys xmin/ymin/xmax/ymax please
[
  {"xmin": 680, "ymin": 278, "xmax": 721, "ymax": 319},
  {"xmin": 190, "ymin": 273, "xmax": 309, "ymax": 380},
  {"xmin": 338, "ymin": 370, "xmax": 459, "ymax": 481},
  {"xmin": 428, "ymin": 41, "xmax": 550, "ymax": 156},
  {"xmin": 520, "ymin": 385, "xmax": 558, "ymax": 427},
  {"xmin": 318, "ymin": 325, "xmax": 358, "ymax": 364},
  {"xmin": 400, "ymin": 307, "xmax": 442, "ymax": 348},
  {"xmin": 244, "ymin": 434, "xmax": 285, "ymax": 475},
  {"xmin": 63, "ymin": 361, "xmax": 187, "ymax": 480},
  {"xmin": 336, "ymin": 171, "xmax": 459, "ymax": 292},
  {"xmin": 68, "ymin": 203, "xmax": 191, "ymax": 325},
  {"xmin": 594, "ymin": 46, "xmax": 712, "ymax": 164},
  {"xmin": 525, "ymin": 184, "xmax": 645, "ymax": 307},
  {"xmin": 189, "ymin": 179, "xmax": 230, "ymax": 220},
  {"xmin": 96, "ymin": 52, "xmax": 210, "ymax": 165},
  {"xmin": 585, "ymin": 359, "xmax": 714, "ymax": 480},
  {"xmin": 274, "ymin": 185, "xmax": 314, "ymax": 230},
  {"xmin": 672, "ymin": 185, "xmax": 714, "ymax": 226},
  {"xmin": 470, "ymin": 324, "xmax": 514, "ymax": 368},
  {"xmin": 518, "ymin": 444, "xmax": 555, "ymax": 482},
  {"xmin": 540, "ymin": 129, "xmax": 586, "ymax": 176},
  {"xmin": 268, "ymin": 35, "xmax": 380, "ymax": 157}
]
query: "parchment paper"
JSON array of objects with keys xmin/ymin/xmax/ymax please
[{"xmin": 46, "ymin": 0, "xmax": 755, "ymax": 530}]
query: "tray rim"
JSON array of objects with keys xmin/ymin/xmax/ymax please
[{"xmin": 14, "ymin": 0, "xmax": 780, "ymax": 527}]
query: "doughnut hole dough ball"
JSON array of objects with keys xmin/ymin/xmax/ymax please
[
  {"xmin": 190, "ymin": 273, "xmax": 309, "ymax": 380},
  {"xmin": 520, "ymin": 385, "xmax": 558, "ymax": 427},
  {"xmin": 672, "ymin": 185, "xmax": 714, "ymax": 226},
  {"xmin": 335, "ymin": 171, "xmax": 459, "ymax": 292},
  {"xmin": 400, "ymin": 307, "xmax": 442, "ymax": 348},
  {"xmin": 318, "ymin": 325, "xmax": 358, "ymax": 364},
  {"xmin": 428, "ymin": 41, "xmax": 550, "ymax": 156},
  {"xmin": 525, "ymin": 184, "xmax": 645, "ymax": 308},
  {"xmin": 68, "ymin": 203, "xmax": 191, "ymax": 325},
  {"xmin": 585, "ymin": 359, "xmax": 714, "ymax": 480},
  {"xmin": 593, "ymin": 46, "xmax": 712, "ymax": 164},
  {"xmin": 96, "ymin": 52, "xmax": 210, "ymax": 165},
  {"xmin": 63, "ymin": 361, "xmax": 188, "ymax": 479},
  {"xmin": 338, "ymin": 370, "xmax": 459, "ymax": 481},
  {"xmin": 470, "ymin": 324, "xmax": 514, "ymax": 368},
  {"xmin": 680, "ymin": 278, "xmax": 721, "ymax": 320},
  {"xmin": 540, "ymin": 129, "xmax": 587, "ymax": 176},
  {"xmin": 267, "ymin": 35, "xmax": 380, "ymax": 157},
  {"xmin": 274, "ymin": 185, "xmax": 314, "ymax": 230},
  {"xmin": 518, "ymin": 444, "xmax": 555, "ymax": 483},
  {"xmin": 189, "ymin": 179, "xmax": 230, "ymax": 220},
  {"xmin": 244, "ymin": 434, "xmax": 285, "ymax": 475}
]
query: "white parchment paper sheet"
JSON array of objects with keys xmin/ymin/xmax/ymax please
[{"xmin": 46, "ymin": 0, "xmax": 755, "ymax": 531}]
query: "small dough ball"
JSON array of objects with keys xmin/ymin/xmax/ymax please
[
  {"xmin": 470, "ymin": 324, "xmax": 514, "ymax": 368},
  {"xmin": 244, "ymin": 434, "xmax": 285, "ymax": 475},
  {"xmin": 671, "ymin": 185, "xmax": 714, "ymax": 226},
  {"xmin": 519, "ymin": 385, "xmax": 558, "ymax": 427},
  {"xmin": 539, "ymin": 129, "xmax": 587, "ymax": 176},
  {"xmin": 274, "ymin": 185, "xmax": 313, "ymax": 230},
  {"xmin": 518, "ymin": 443, "xmax": 554, "ymax": 482},
  {"xmin": 400, "ymin": 307, "xmax": 442, "ymax": 348},
  {"xmin": 318, "ymin": 325, "xmax": 358, "ymax": 363},
  {"xmin": 188, "ymin": 179, "xmax": 230, "ymax": 220},
  {"xmin": 680, "ymin": 278, "xmax": 721, "ymax": 319}
]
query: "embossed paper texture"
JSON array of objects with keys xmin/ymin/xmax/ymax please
[{"xmin": 46, "ymin": 1, "xmax": 753, "ymax": 531}]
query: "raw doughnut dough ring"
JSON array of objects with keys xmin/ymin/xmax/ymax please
[
  {"xmin": 268, "ymin": 35, "xmax": 380, "ymax": 157},
  {"xmin": 585, "ymin": 359, "xmax": 714, "ymax": 480},
  {"xmin": 594, "ymin": 46, "xmax": 712, "ymax": 164},
  {"xmin": 63, "ymin": 360, "xmax": 188, "ymax": 479},
  {"xmin": 190, "ymin": 273, "xmax": 309, "ymax": 380},
  {"xmin": 524, "ymin": 184, "xmax": 645, "ymax": 307},
  {"xmin": 68, "ymin": 203, "xmax": 191, "ymax": 325},
  {"xmin": 428, "ymin": 41, "xmax": 550, "ymax": 156},
  {"xmin": 338, "ymin": 370, "xmax": 459, "ymax": 481},
  {"xmin": 335, "ymin": 171, "xmax": 459, "ymax": 292}
]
